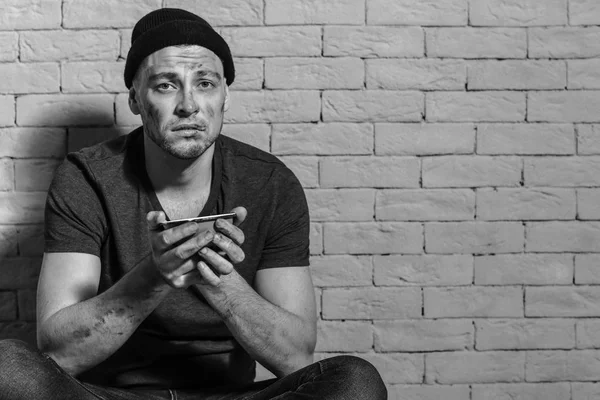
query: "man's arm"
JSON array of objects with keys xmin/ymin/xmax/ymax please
[
  {"xmin": 194, "ymin": 215, "xmax": 317, "ymax": 378},
  {"xmin": 37, "ymin": 213, "xmax": 224, "ymax": 376}
]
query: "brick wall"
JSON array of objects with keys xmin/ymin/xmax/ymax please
[{"xmin": 1, "ymin": 0, "xmax": 600, "ymax": 398}]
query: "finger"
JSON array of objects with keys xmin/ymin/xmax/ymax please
[
  {"xmin": 147, "ymin": 211, "xmax": 167, "ymax": 232},
  {"xmin": 197, "ymin": 260, "xmax": 222, "ymax": 286},
  {"xmin": 231, "ymin": 206, "xmax": 247, "ymax": 227},
  {"xmin": 164, "ymin": 230, "xmax": 214, "ymax": 261},
  {"xmin": 153, "ymin": 222, "xmax": 204, "ymax": 252},
  {"xmin": 169, "ymin": 268, "xmax": 203, "ymax": 289},
  {"xmin": 198, "ymin": 246, "xmax": 235, "ymax": 275},
  {"xmin": 214, "ymin": 218, "xmax": 245, "ymax": 246},
  {"xmin": 211, "ymin": 232, "xmax": 245, "ymax": 264}
]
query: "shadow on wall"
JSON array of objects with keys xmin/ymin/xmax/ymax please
[{"xmin": 1, "ymin": 106, "xmax": 135, "ymax": 345}]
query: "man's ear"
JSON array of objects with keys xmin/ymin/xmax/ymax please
[
  {"xmin": 128, "ymin": 86, "xmax": 141, "ymax": 115},
  {"xmin": 223, "ymin": 85, "xmax": 230, "ymax": 112}
]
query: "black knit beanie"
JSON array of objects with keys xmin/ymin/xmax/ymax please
[{"xmin": 124, "ymin": 8, "xmax": 235, "ymax": 88}]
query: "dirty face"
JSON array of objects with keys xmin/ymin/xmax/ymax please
[{"xmin": 129, "ymin": 45, "xmax": 229, "ymax": 159}]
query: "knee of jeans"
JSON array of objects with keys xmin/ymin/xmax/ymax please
[
  {"xmin": 0, "ymin": 339, "xmax": 37, "ymax": 361},
  {"xmin": 326, "ymin": 355, "xmax": 388, "ymax": 400}
]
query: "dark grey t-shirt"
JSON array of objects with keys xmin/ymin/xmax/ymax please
[{"xmin": 44, "ymin": 127, "xmax": 310, "ymax": 389}]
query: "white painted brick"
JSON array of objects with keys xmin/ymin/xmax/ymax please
[
  {"xmin": 527, "ymin": 287, "xmax": 600, "ymax": 317},
  {"xmin": 527, "ymin": 222, "xmax": 600, "ymax": 252},
  {"xmin": 0, "ymin": 226, "xmax": 18, "ymax": 258},
  {"xmin": 166, "ymin": 0, "xmax": 263, "ymax": 26},
  {"xmin": 305, "ymin": 189, "xmax": 374, "ymax": 222},
  {"xmin": 266, "ymin": 0, "xmax": 364, "ymax": 25},
  {"xmin": 0, "ymin": 33, "xmax": 18, "ymax": 62},
  {"xmin": 427, "ymin": 92, "xmax": 526, "ymax": 122},
  {"xmin": 322, "ymin": 287, "xmax": 421, "ymax": 319},
  {"xmin": 0, "ymin": 96, "xmax": 15, "ymax": 127},
  {"xmin": 425, "ymin": 287, "xmax": 523, "ymax": 318},
  {"xmin": 0, "ymin": 159, "xmax": 13, "ymax": 191},
  {"xmin": 314, "ymin": 288, "xmax": 321, "ymax": 317},
  {"xmin": 120, "ymin": 29, "xmax": 132, "ymax": 59},
  {"xmin": 368, "ymin": 0, "xmax": 467, "ymax": 26},
  {"xmin": 324, "ymin": 27, "xmax": 424, "ymax": 57},
  {"xmin": 376, "ymin": 123, "xmax": 475, "ymax": 156},
  {"xmin": 266, "ymin": 58, "xmax": 363, "ymax": 90},
  {"xmin": 0, "ymin": 128, "xmax": 65, "ymax": 158},
  {"xmin": 578, "ymin": 189, "xmax": 600, "ymax": 220},
  {"xmin": 374, "ymin": 254, "xmax": 473, "ymax": 286},
  {"xmin": 389, "ymin": 385, "xmax": 470, "ymax": 400},
  {"xmin": 18, "ymin": 289, "xmax": 36, "ymax": 321},
  {"xmin": 529, "ymin": 91, "xmax": 600, "ymax": 123},
  {"xmin": 573, "ymin": 382, "xmax": 600, "ymax": 400},
  {"xmin": 310, "ymin": 255, "xmax": 372, "ymax": 287},
  {"xmin": 20, "ymin": 30, "xmax": 120, "ymax": 62},
  {"xmin": 220, "ymin": 27, "xmax": 321, "ymax": 57},
  {"xmin": 524, "ymin": 157, "xmax": 600, "ymax": 187},
  {"xmin": 277, "ymin": 156, "xmax": 318, "ymax": 188},
  {"xmin": 569, "ymin": 60, "xmax": 600, "ymax": 90},
  {"xmin": 473, "ymin": 383, "xmax": 571, "ymax": 400},
  {"xmin": 310, "ymin": 222, "xmax": 322, "ymax": 255},
  {"xmin": 316, "ymin": 321, "xmax": 372, "ymax": 352},
  {"xmin": 476, "ymin": 320, "xmax": 575, "ymax": 350},
  {"xmin": 475, "ymin": 254, "xmax": 573, "ymax": 285},
  {"xmin": 577, "ymin": 320, "xmax": 600, "ymax": 348},
  {"xmin": 325, "ymin": 91, "xmax": 424, "ymax": 123},
  {"xmin": 427, "ymin": 28, "xmax": 527, "ymax": 59},
  {"xmin": 0, "ymin": 192, "xmax": 46, "ymax": 224},
  {"xmin": 320, "ymin": 157, "xmax": 420, "ymax": 188},
  {"xmin": 570, "ymin": 0, "xmax": 600, "ymax": 25},
  {"xmin": 477, "ymin": 123, "xmax": 575, "ymax": 155},
  {"xmin": 367, "ymin": 59, "xmax": 466, "ymax": 91},
  {"xmin": 578, "ymin": 125, "xmax": 600, "ymax": 155},
  {"xmin": 63, "ymin": 0, "xmax": 161, "ymax": 28},
  {"xmin": 529, "ymin": 28, "xmax": 600, "ymax": 58},
  {"xmin": 226, "ymin": 91, "xmax": 320, "ymax": 123},
  {"xmin": 17, "ymin": 94, "xmax": 115, "ymax": 127},
  {"xmin": 17, "ymin": 224, "xmax": 44, "ymax": 256},
  {"xmin": 67, "ymin": 127, "xmax": 130, "ymax": 153},
  {"xmin": 468, "ymin": 61, "xmax": 566, "ymax": 90},
  {"xmin": 221, "ymin": 124, "xmax": 270, "ymax": 152},
  {"xmin": 576, "ymin": 254, "xmax": 600, "ymax": 284},
  {"xmin": 62, "ymin": 62, "xmax": 125, "ymax": 93},
  {"xmin": 477, "ymin": 188, "xmax": 576, "ymax": 221},
  {"xmin": 272, "ymin": 123, "xmax": 373, "ymax": 156},
  {"xmin": 470, "ymin": 0, "xmax": 567, "ymax": 26},
  {"xmin": 426, "ymin": 222, "xmax": 524, "ymax": 254},
  {"xmin": 14, "ymin": 159, "xmax": 61, "ymax": 192},
  {"xmin": 0, "ymin": 63, "xmax": 59, "ymax": 95},
  {"xmin": 229, "ymin": 58, "xmax": 263, "ymax": 90},
  {"xmin": 0, "ymin": 0, "xmax": 61, "ymax": 29},
  {"xmin": 426, "ymin": 351, "xmax": 525, "ymax": 384},
  {"xmin": 324, "ymin": 222, "xmax": 423, "ymax": 254},
  {"xmin": 422, "ymin": 156, "xmax": 522, "ymax": 188},
  {"xmin": 375, "ymin": 320, "xmax": 473, "ymax": 352},
  {"xmin": 0, "ymin": 258, "xmax": 43, "ymax": 289},
  {"xmin": 376, "ymin": 189, "xmax": 475, "ymax": 221},
  {"xmin": 526, "ymin": 350, "xmax": 600, "ymax": 381}
]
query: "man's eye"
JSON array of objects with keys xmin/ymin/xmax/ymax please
[
  {"xmin": 156, "ymin": 83, "xmax": 174, "ymax": 91},
  {"xmin": 199, "ymin": 81, "xmax": 214, "ymax": 89}
]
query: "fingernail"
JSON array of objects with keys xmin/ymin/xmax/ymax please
[{"xmin": 199, "ymin": 247, "xmax": 207, "ymax": 255}]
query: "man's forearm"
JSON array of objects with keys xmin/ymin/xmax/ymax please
[
  {"xmin": 38, "ymin": 258, "xmax": 172, "ymax": 376},
  {"xmin": 198, "ymin": 270, "xmax": 316, "ymax": 377}
]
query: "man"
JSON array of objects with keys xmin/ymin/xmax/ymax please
[{"xmin": 0, "ymin": 8, "xmax": 387, "ymax": 400}]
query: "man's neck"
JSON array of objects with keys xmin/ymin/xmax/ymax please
[{"xmin": 143, "ymin": 134, "xmax": 214, "ymax": 195}]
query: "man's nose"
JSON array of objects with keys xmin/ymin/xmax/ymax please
[{"xmin": 175, "ymin": 89, "xmax": 199, "ymax": 116}]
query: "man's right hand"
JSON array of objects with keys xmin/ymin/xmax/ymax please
[{"xmin": 147, "ymin": 211, "xmax": 231, "ymax": 288}]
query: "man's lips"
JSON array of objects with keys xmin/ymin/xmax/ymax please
[{"xmin": 171, "ymin": 124, "xmax": 207, "ymax": 131}]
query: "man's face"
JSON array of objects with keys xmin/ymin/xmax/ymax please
[{"xmin": 129, "ymin": 45, "xmax": 230, "ymax": 159}]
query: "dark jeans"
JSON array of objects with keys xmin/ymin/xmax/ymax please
[{"xmin": 0, "ymin": 339, "xmax": 387, "ymax": 400}]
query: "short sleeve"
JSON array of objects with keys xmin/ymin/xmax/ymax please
[
  {"xmin": 44, "ymin": 156, "xmax": 108, "ymax": 256},
  {"xmin": 258, "ymin": 167, "xmax": 310, "ymax": 269}
]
